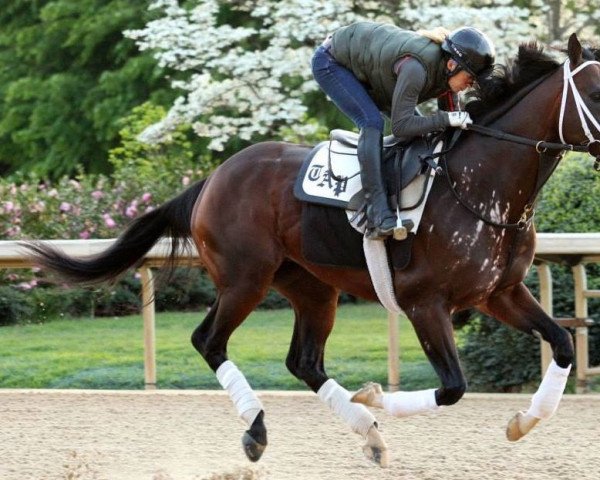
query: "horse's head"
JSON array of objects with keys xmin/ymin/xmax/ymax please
[
  {"xmin": 467, "ymin": 35, "xmax": 600, "ymax": 164},
  {"xmin": 558, "ymin": 33, "xmax": 600, "ymax": 160}
]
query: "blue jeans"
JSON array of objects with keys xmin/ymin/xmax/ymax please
[{"xmin": 311, "ymin": 45, "xmax": 384, "ymax": 133}]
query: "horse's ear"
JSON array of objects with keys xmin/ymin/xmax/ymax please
[{"xmin": 567, "ymin": 33, "xmax": 583, "ymax": 66}]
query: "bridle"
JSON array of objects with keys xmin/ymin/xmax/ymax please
[
  {"xmin": 559, "ymin": 58, "xmax": 600, "ymax": 147},
  {"xmin": 440, "ymin": 58, "xmax": 600, "ymax": 230},
  {"xmin": 467, "ymin": 59, "xmax": 600, "ymax": 162}
]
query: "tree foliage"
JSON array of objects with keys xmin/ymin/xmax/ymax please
[
  {"xmin": 0, "ymin": 0, "xmax": 173, "ymax": 178},
  {"xmin": 1, "ymin": 1, "xmax": 599, "ymax": 176}
]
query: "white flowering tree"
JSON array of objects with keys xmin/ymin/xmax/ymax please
[
  {"xmin": 127, "ymin": 0, "xmax": 597, "ymax": 151},
  {"xmin": 126, "ymin": 0, "xmax": 361, "ymax": 150}
]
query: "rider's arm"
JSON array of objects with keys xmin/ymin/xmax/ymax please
[{"xmin": 390, "ymin": 58, "xmax": 450, "ymax": 139}]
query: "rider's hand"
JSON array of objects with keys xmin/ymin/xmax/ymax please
[{"xmin": 447, "ymin": 111, "xmax": 473, "ymax": 129}]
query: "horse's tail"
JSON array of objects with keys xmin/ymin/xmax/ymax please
[{"xmin": 23, "ymin": 179, "xmax": 207, "ymax": 285}]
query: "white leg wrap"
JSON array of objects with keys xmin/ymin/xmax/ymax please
[
  {"xmin": 526, "ymin": 359, "xmax": 571, "ymax": 420},
  {"xmin": 382, "ymin": 389, "xmax": 439, "ymax": 418},
  {"xmin": 318, "ymin": 379, "xmax": 376, "ymax": 437},
  {"xmin": 216, "ymin": 361, "xmax": 263, "ymax": 427}
]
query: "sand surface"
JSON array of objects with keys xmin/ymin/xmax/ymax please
[{"xmin": 1, "ymin": 389, "xmax": 599, "ymax": 480}]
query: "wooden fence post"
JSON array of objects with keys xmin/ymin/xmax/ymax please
[
  {"xmin": 573, "ymin": 264, "xmax": 589, "ymax": 393},
  {"xmin": 536, "ymin": 263, "xmax": 554, "ymax": 377},
  {"xmin": 140, "ymin": 265, "xmax": 157, "ymax": 390}
]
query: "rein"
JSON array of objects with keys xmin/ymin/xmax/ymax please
[{"xmin": 440, "ymin": 59, "xmax": 600, "ymax": 230}]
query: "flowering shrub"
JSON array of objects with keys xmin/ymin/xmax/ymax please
[
  {"xmin": 0, "ymin": 103, "xmax": 209, "ymax": 322},
  {"xmin": 0, "ymin": 105, "xmax": 207, "ymax": 241}
]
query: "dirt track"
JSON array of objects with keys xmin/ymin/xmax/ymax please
[{"xmin": 1, "ymin": 389, "xmax": 599, "ymax": 480}]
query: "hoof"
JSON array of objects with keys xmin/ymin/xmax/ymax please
[
  {"xmin": 506, "ymin": 411, "xmax": 540, "ymax": 442},
  {"xmin": 242, "ymin": 431, "xmax": 267, "ymax": 462},
  {"xmin": 362, "ymin": 444, "xmax": 389, "ymax": 468},
  {"xmin": 363, "ymin": 424, "xmax": 389, "ymax": 468},
  {"xmin": 351, "ymin": 382, "xmax": 384, "ymax": 408}
]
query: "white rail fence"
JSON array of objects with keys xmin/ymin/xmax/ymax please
[{"xmin": 1, "ymin": 233, "xmax": 599, "ymax": 392}]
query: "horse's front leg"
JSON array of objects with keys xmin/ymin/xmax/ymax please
[
  {"xmin": 481, "ymin": 282, "xmax": 574, "ymax": 441},
  {"xmin": 352, "ymin": 299, "xmax": 465, "ymax": 416},
  {"xmin": 274, "ymin": 267, "xmax": 389, "ymax": 468}
]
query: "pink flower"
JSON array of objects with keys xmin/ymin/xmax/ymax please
[
  {"xmin": 141, "ymin": 192, "xmax": 152, "ymax": 203},
  {"xmin": 91, "ymin": 190, "xmax": 104, "ymax": 200},
  {"xmin": 6, "ymin": 226, "xmax": 21, "ymax": 237},
  {"xmin": 182, "ymin": 176, "xmax": 190, "ymax": 186},
  {"xmin": 4, "ymin": 201, "xmax": 14, "ymax": 212},
  {"xmin": 125, "ymin": 202, "xmax": 138, "ymax": 218},
  {"xmin": 59, "ymin": 202, "xmax": 71, "ymax": 212},
  {"xmin": 79, "ymin": 230, "xmax": 91, "ymax": 239},
  {"xmin": 102, "ymin": 213, "xmax": 116, "ymax": 228}
]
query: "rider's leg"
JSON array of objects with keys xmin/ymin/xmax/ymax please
[
  {"xmin": 357, "ymin": 127, "xmax": 397, "ymax": 239},
  {"xmin": 312, "ymin": 45, "xmax": 397, "ymax": 239}
]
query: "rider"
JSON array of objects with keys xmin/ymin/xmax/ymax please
[{"xmin": 311, "ymin": 22, "xmax": 495, "ymax": 240}]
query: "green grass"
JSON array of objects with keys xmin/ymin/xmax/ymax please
[{"xmin": 0, "ymin": 303, "xmax": 437, "ymax": 390}]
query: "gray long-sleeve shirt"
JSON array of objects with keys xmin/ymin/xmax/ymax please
[{"xmin": 390, "ymin": 57, "xmax": 454, "ymax": 141}]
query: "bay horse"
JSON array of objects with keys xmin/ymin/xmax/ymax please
[{"xmin": 24, "ymin": 34, "xmax": 600, "ymax": 467}]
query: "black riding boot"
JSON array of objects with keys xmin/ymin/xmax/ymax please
[{"xmin": 357, "ymin": 127, "xmax": 397, "ymax": 240}]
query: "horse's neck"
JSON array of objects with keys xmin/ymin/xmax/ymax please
[
  {"xmin": 492, "ymin": 72, "xmax": 563, "ymax": 145},
  {"xmin": 447, "ymin": 74, "xmax": 562, "ymax": 222}
]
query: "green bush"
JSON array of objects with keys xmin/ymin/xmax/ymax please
[
  {"xmin": 459, "ymin": 313, "xmax": 540, "ymax": 392},
  {"xmin": 0, "ymin": 286, "xmax": 35, "ymax": 326},
  {"xmin": 29, "ymin": 287, "xmax": 96, "ymax": 321},
  {"xmin": 155, "ymin": 268, "xmax": 215, "ymax": 312}
]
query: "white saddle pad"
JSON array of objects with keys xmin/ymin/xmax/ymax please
[{"xmin": 294, "ymin": 138, "xmax": 443, "ymax": 234}]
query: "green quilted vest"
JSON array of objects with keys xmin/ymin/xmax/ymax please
[{"xmin": 331, "ymin": 22, "xmax": 448, "ymax": 113}]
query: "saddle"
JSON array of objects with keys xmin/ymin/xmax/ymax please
[{"xmin": 294, "ymin": 130, "xmax": 445, "ymax": 271}]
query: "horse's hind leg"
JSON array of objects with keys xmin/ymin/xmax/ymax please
[
  {"xmin": 273, "ymin": 264, "xmax": 389, "ymax": 468},
  {"xmin": 191, "ymin": 284, "xmax": 273, "ymax": 462},
  {"xmin": 353, "ymin": 299, "xmax": 464, "ymax": 417},
  {"xmin": 481, "ymin": 282, "xmax": 574, "ymax": 441}
]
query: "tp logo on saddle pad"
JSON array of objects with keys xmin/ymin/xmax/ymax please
[{"xmin": 294, "ymin": 139, "xmax": 363, "ymax": 209}]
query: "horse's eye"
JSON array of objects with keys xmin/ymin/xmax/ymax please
[{"xmin": 590, "ymin": 92, "xmax": 600, "ymax": 102}]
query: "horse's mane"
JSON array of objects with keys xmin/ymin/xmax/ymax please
[
  {"xmin": 467, "ymin": 41, "xmax": 600, "ymax": 121},
  {"xmin": 466, "ymin": 42, "xmax": 560, "ymax": 120}
]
